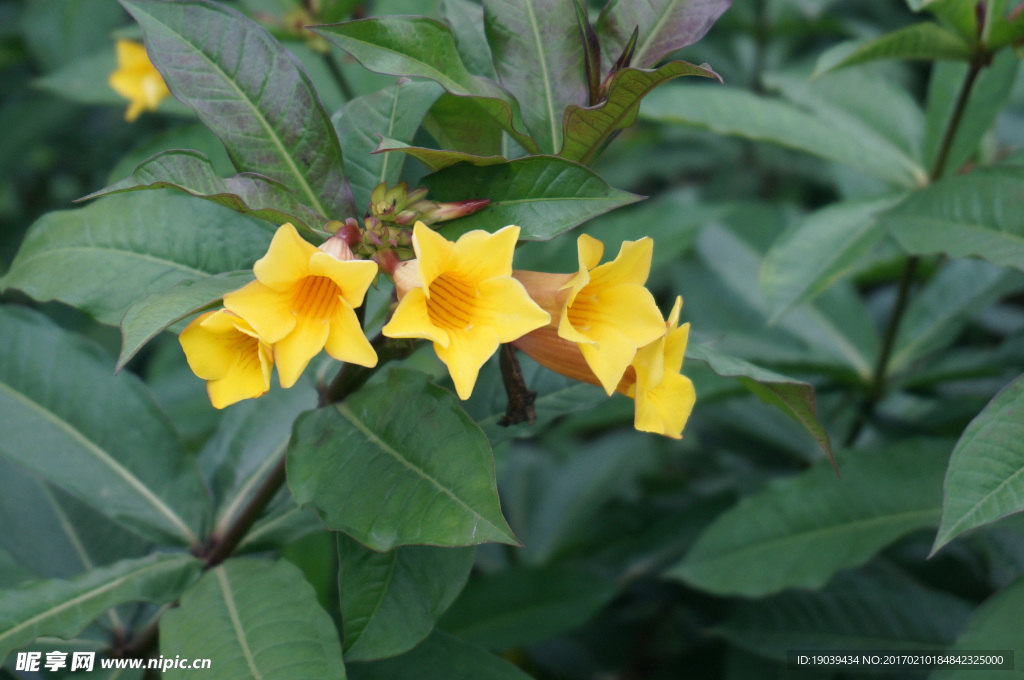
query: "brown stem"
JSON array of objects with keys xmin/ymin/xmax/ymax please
[{"xmin": 498, "ymin": 344, "xmax": 537, "ymax": 426}]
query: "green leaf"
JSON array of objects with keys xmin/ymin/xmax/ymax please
[
  {"xmin": 348, "ymin": 630, "xmax": 532, "ymax": 680},
  {"xmin": 641, "ymin": 84, "xmax": 926, "ymax": 187},
  {"xmin": 881, "ymin": 165, "xmax": 1024, "ymax": 271},
  {"xmin": 422, "ymin": 92, "xmax": 505, "ymax": 157},
  {"xmin": 932, "ymin": 576, "xmax": 1024, "ymax": 680},
  {"xmin": 334, "ymin": 80, "xmax": 443, "ymax": 212},
  {"xmin": 440, "ymin": 565, "xmax": 617, "ymax": 649},
  {"xmin": 440, "ymin": 0, "xmax": 497, "ymax": 79},
  {"xmin": 1, "ymin": 192, "xmax": 271, "ymax": 326},
  {"xmin": 813, "ymin": 22, "xmax": 975, "ymax": 76},
  {"xmin": 374, "ymin": 137, "xmax": 508, "ymax": 172},
  {"xmin": 80, "ymin": 150, "xmax": 327, "ymax": 232},
  {"xmin": 160, "ymin": 559, "xmax": 346, "ymax": 680},
  {"xmin": 199, "ymin": 383, "xmax": 317, "ymax": 535},
  {"xmin": 338, "ymin": 534, "xmax": 474, "ymax": 661},
  {"xmin": 687, "ymin": 343, "xmax": 835, "ymax": 465},
  {"xmin": 108, "ymin": 123, "xmax": 235, "ymax": 184},
  {"xmin": 933, "ymin": 373, "xmax": 1024, "ymax": 553},
  {"xmin": 483, "ymin": 0, "xmax": 586, "ymax": 154},
  {"xmin": 560, "ymin": 60, "xmax": 721, "ymax": 165},
  {"xmin": 717, "ymin": 567, "xmax": 972, "ymax": 659},
  {"xmin": 924, "ymin": 50, "xmax": 1019, "ymax": 178},
  {"xmin": 596, "ymin": 0, "xmax": 731, "ymax": 69},
  {"xmin": 421, "ymin": 156, "xmax": 641, "ymax": 241},
  {"xmin": 0, "ymin": 554, "xmax": 201, "ymax": 665},
  {"xmin": 761, "ymin": 195, "xmax": 905, "ymax": 323},
  {"xmin": 0, "ymin": 306, "xmax": 208, "ymax": 547},
  {"xmin": 908, "ymin": 0, "xmax": 979, "ymax": 41},
  {"xmin": 288, "ymin": 369, "xmax": 517, "ymax": 550},
  {"xmin": 890, "ymin": 259, "xmax": 1024, "ymax": 373},
  {"xmin": 117, "ymin": 270, "xmax": 255, "ymax": 372},
  {"xmin": 666, "ymin": 439, "xmax": 950, "ymax": 596},
  {"xmin": 313, "ymin": 16, "xmax": 539, "ymax": 154},
  {"xmin": 122, "ymin": 0, "xmax": 354, "ymax": 218}
]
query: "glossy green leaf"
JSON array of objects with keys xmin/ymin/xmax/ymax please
[
  {"xmin": 374, "ymin": 137, "xmax": 508, "ymax": 172},
  {"xmin": 761, "ymin": 195, "xmax": 905, "ymax": 323},
  {"xmin": 813, "ymin": 22, "xmax": 975, "ymax": 76},
  {"xmin": 160, "ymin": 559, "xmax": 346, "ymax": 680},
  {"xmin": 313, "ymin": 16, "xmax": 539, "ymax": 154},
  {"xmin": 560, "ymin": 60, "xmax": 721, "ymax": 165},
  {"xmin": 933, "ymin": 374, "xmax": 1024, "ymax": 553},
  {"xmin": 688, "ymin": 343, "xmax": 835, "ymax": 465},
  {"xmin": 596, "ymin": 0, "xmax": 731, "ymax": 69},
  {"xmin": 348, "ymin": 631, "xmax": 532, "ymax": 680},
  {"xmin": 718, "ymin": 567, "xmax": 972, "ymax": 658},
  {"xmin": 421, "ymin": 156, "xmax": 641, "ymax": 240},
  {"xmin": 338, "ymin": 534, "xmax": 474, "ymax": 661},
  {"xmin": 440, "ymin": 565, "xmax": 617, "ymax": 649},
  {"xmin": 882, "ymin": 166, "xmax": 1024, "ymax": 271},
  {"xmin": 908, "ymin": 0, "xmax": 979, "ymax": 41},
  {"xmin": 890, "ymin": 259, "xmax": 1024, "ymax": 373},
  {"xmin": 117, "ymin": 270, "xmax": 254, "ymax": 372},
  {"xmin": 80, "ymin": 150, "xmax": 327, "ymax": 232},
  {"xmin": 641, "ymin": 84, "xmax": 926, "ymax": 187},
  {"xmin": 422, "ymin": 92, "xmax": 505, "ymax": 157},
  {"xmin": 122, "ymin": 0, "xmax": 354, "ymax": 219},
  {"xmin": 932, "ymin": 576, "xmax": 1024, "ymax": 680},
  {"xmin": 108, "ymin": 123, "xmax": 235, "ymax": 183},
  {"xmin": 0, "ymin": 554, "xmax": 201, "ymax": 665},
  {"xmin": 0, "ymin": 306, "xmax": 208, "ymax": 547},
  {"xmin": 334, "ymin": 80, "xmax": 442, "ymax": 212},
  {"xmin": 483, "ymin": 0, "xmax": 586, "ymax": 154},
  {"xmin": 924, "ymin": 50, "xmax": 1019, "ymax": 178},
  {"xmin": 1, "ymin": 192, "xmax": 271, "ymax": 326},
  {"xmin": 666, "ymin": 439, "xmax": 950, "ymax": 596},
  {"xmin": 440, "ymin": 0, "xmax": 497, "ymax": 79},
  {"xmin": 288, "ymin": 370, "xmax": 517, "ymax": 550}
]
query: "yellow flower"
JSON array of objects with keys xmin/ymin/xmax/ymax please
[
  {"xmin": 515, "ymin": 234, "xmax": 666, "ymax": 394},
  {"xmin": 626, "ymin": 297, "xmax": 696, "ymax": 439},
  {"xmin": 108, "ymin": 39, "xmax": 171, "ymax": 122},
  {"xmin": 513, "ymin": 296, "xmax": 695, "ymax": 439},
  {"xmin": 224, "ymin": 224, "xmax": 378, "ymax": 389},
  {"xmin": 179, "ymin": 309, "xmax": 273, "ymax": 409},
  {"xmin": 382, "ymin": 222, "xmax": 550, "ymax": 399}
]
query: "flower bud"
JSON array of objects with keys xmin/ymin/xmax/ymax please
[
  {"xmin": 391, "ymin": 259, "xmax": 420, "ymax": 299},
  {"xmin": 318, "ymin": 232, "xmax": 357, "ymax": 261},
  {"xmin": 420, "ymin": 199, "xmax": 491, "ymax": 225}
]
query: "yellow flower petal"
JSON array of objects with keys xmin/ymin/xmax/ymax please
[
  {"xmin": 179, "ymin": 310, "xmax": 272, "ymax": 408},
  {"xmin": 274, "ymin": 315, "xmax": 331, "ymax": 389},
  {"xmin": 253, "ymin": 223, "xmax": 315, "ymax": 291},
  {"xmin": 435, "ymin": 325, "xmax": 501, "ymax": 400},
  {"xmin": 412, "ymin": 222, "xmax": 454, "ymax": 290},
  {"xmin": 447, "ymin": 225, "xmax": 520, "ymax": 281},
  {"xmin": 179, "ymin": 311, "xmax": 238, "ymax": 380},
  {"xmin": 309, "ymin": 252, "xmax": 378, "ymax": 309},
  {"xmin": 207, "ymin": 341, "xmax": 274, "ymax": 410},
  {"xmin": 223, "ymin": 279, "xmax": 297, "ymax": 344},
  {"xmin": 383, "ymin": 287, "xmax": 450, "ymax": 348},
  {"xmin": 475, "ymin": 277, "xmax": 551, "ymax": 343},
  {"xmin": 589, "ymin": 238, "xmax": 653, "ymax": 289},
  {"xmin": 325, "ymin": 303, "xmax": 378, "ymax": 368},
  {"xmin": 634, "ymin": 372, "xmax": 696, "ymax": 439},
  {"xmin": 109, "ymin": 39, "xmax": 170, "ymax": 122},
  {"xmin": 578, "ymin": 326, "xmax": 639, "ymax": 395},
  {"xmin": 115, "ymin": 39, "xmax": 151, "ymax": 70}
]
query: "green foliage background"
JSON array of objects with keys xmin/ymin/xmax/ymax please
[{"xmin": 2, "ymin": 0, "xmax": 1024, "ymax": 678}]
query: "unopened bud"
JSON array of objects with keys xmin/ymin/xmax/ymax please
[
  {"xmin": 372, "ymin": 248, "xmax": 403, "ymax": 276},
  {"xmin": 421, "ymin": 199, "xmax": 490, "ymax": 225},
  {"xmin": 318, "ymin": 233, "xmax": 356, "ymax": 261},
  {"xmin": 394, "ymin": 210, "xmax": 418, "ymax": 226},
  {"xmin": 338, "ymin": 218, "xmax": 362, "ymax": 248},
  {"xmin": 364, "ymin": 230, "xmax": 382, "ymax": 247},
  {"xmin": 391, "ymin": 259, "xmax": 421, "ymax": 298}
]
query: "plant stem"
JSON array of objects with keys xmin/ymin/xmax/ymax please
[{"xmin": 846, "ymin": 55, "xmax": 987, "ymax": 444}]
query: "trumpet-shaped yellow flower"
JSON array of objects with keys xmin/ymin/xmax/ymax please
[
  {"xmin": 224, "ymin": 223, "xmax": 378, "ymax": 389},
  {"xmin": 626, "ymin": 297, "xmax": 696, "ymax": 439},
  {"xmin": 180, "ymin": 309, "xmax": 273, "ymax": 409},
  {"xmin": 382, "ymin": 222, "xmax": 550, "ymax": 399},
  {"xmin": 108, "ymin": 39, "xmax": 171, "ymax": 122},
  {"xmin": 516, "ymin": 235, "xmax": 666, "ymax": 395}
]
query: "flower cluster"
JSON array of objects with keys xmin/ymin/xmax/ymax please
[{"xmin": 180, "ymin": 216, "xmax": 694, "ymax": 438}]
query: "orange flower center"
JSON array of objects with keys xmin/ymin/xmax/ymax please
[
  {"xmin": 566, "ymin": 291, "xmax": 599, "ymax": 333},
  {"xmin": 291, "ymin": 275, "xmax": 342, "ymax": 320},
  {"xmin": 427, "ymin": 273, "xmax": 476, "ymax": 330}
]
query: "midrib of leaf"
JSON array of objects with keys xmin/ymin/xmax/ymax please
[
  {"xmin": 140, "ymin": 8, "xmax": 327, "ymax": 216},
  {"xmin": 0, "ymin": 557, "xmax": 190, "ymax": 647},
  {"xmin": 522, "ymin": 0, "xmax": 558, "ymax": 150},
  {"xmin": 633, "ymin": 1, "xmax": 674, "ymax": 67},
  {"xmin": 215, "ymin": 567, "xmax": 264, "ymax": 680},
  {"xmin": 38, "ymin": 484, "xmax": 126, "ymax": 632},
  {"xmin": 336, "ymin": 403, "xmax": 507, "ymax": 539},
  {"xmin": 214, "ymin": 440, "xmax": 288, "ymax": 534},
  {"xmin": 0, "ymin": 382, "xmax": 197, "ymax": 547},
  {"xmin": 345, "ymin": 551, "xmax": 398, "ymax": 650},
  {"xmin": 377, "ymin": 85, "xmax": 403, "ymax": 186},
  {"xmin": 685, "ymin": 508, "xmax": 940, "ymax": 569}
]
